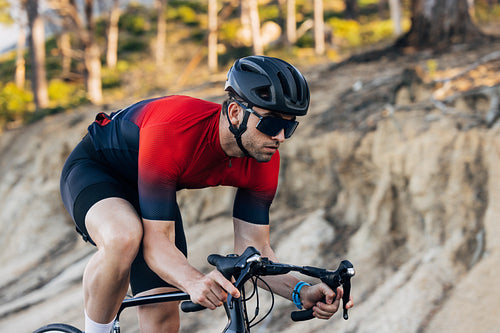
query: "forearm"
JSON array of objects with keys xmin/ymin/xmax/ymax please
[{"xmin": 142, "ymin": 219, "xmax": 203, "ymax": 293}]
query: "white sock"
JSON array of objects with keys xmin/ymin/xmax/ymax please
[{"xmin": 84, "ymin": 309, "xmax": 116, "ymax": 333}]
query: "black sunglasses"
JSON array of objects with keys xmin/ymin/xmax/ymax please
[{"xmin": 234, "ymin": 100, "xmax": 299, "ymax": 139}]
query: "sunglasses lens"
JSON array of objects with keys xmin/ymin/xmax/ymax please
[
  {"xmin": 257, "ymin": 117, "xmax": 298, "ymax": 138},
  {"xmin": 284, "ymin": 121, "xmax": 298, "ymax": 138}
]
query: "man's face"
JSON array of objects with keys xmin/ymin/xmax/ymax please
[{"xmin": 239, "ymin": 105, "xmax": 294, "ymax": 163}]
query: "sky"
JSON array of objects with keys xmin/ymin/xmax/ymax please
[
  {"xmin": 0, "ymin": 0, "xmax": 22, "ymax": 53},
  {"xmin": 0, "ymin": 25, "xmax": 18, "ymax": 53}
]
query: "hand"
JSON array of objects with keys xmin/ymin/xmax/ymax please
[
  {"xmin": 300, "ymin": 284, "xmax": 354, "ymax": 320},
  {"xmin": 185, "ymin": 270, "xmax": 240, "ymax": 310}
]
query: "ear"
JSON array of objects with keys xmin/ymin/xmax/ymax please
[{"xmin": 227, "ymin": 102, "xmax": 241, "ymax": 127}]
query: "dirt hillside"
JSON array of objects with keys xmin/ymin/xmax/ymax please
[{"xmin": 1, "ymin": 41, "xmax": 500, "ymax": 333}]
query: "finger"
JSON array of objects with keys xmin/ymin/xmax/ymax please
[
  {"xmin": 206, "ymin": 278, "xmax": 229, "ymax": 302},
  {"xmin": 346, "ymin": 296, "xmax": 354, "ymax": 309},
  {"xmin": 210, "ymin": 271, "xmax": 241, "ymax": 298},
  {"xmin": 337, "ymin": 287, "xmax": 344, "ymax": 298},
  {"xmin": 216, "ymin": 276, "xmax": 240, "ymax": 298},
  {"xmin": 324, "ymin": 289, "xmax": 336, "ymax": 305},
  {"xmin": 206, "ymin": 289, "xmax": 225, "ymax": 308},
  {"xmin": 313, "ymin": 302, "xmax": 339, "ymax": 320},
  {"xmin": 313, "ymin": 306, "xmax": 334, "ymax": 320},
  {"xmin": 324, "ymin": 285, "xmax": 341, "ymax": 305}
]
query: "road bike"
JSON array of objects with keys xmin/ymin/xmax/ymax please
[{"xmin": 33, "ymin": 246, "xmax": 355, "ymax": 333}]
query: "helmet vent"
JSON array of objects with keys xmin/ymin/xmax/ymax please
[
  {"xmin": 241, "ymin": 63, "xmax": 258, "ymax": 73},
  {"xmin": 277, "ymin": 72, "xmax": 291, "ymax": 99},
  {"xmin": 256, "ymin": 87, "xmax": 271, "ymax": 101}
]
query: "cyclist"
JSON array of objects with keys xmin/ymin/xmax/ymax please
[{"xmin": 60, "ymin": 56, "xmax": 353, "ymax": 333}]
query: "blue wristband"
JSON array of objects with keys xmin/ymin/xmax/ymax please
[{"xmin": 292, "ymin": 281, "xmax": 311, "ymax": 309}]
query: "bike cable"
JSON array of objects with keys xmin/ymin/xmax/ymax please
[{"xmin": 247, "ymin": 276, "xmax": 274, "ymax": 328}]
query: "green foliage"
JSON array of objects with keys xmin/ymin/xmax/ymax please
[
  {"xmin": 296, "ymin": 33, "xmax": 315, "ymax": 49},
  {"xmin": 48, "ymin": 79, "xmax": 86, "ymax": 107},
  {"xmin": 360, "ymin": 19, "xmax": 397, "ymax": 44},
  {"xmin": 219, "ymin": 19, "xmax": 240, "ymax": 43},
  {"xmin": 101, "ymin": 60, "xmax": 131, "ymax": 89},
  {"xmin": 358, "ymin": 0, "xmax": 380, "ymax": 5},
  {"xmin": 95, "ymin": 17, "xmax": 109, "ymax": 37},
  {"xmin": 0, "ymin": 82, "xmax": 33, "ymax": 125},
  {"xmin": 120, "ymin": 4, "xmax": 152, "ymax": 35},
  {"xmin": 329, "ymin": 18, "xmax": 362, "ymax": 47},
  {"xmin": 474, "ymin": 2, "xmax": 500, "ymax": 23},
  {"xmin": 169, "ymin": 0, "xmax": 206, "ymax": 14},
  {"xmin": 0, "ymin": 0, "xmax": 13, "ymax": 25},
  {"xmin": 171, "ymin": 5, "xmax": 200, "ymax": 26},
  {"xmin": 259, "ymin": 4, "xmax": 280, "ymax": 22},
  {"xmin": 327, "ymin": 18, "xmax": 410, "ymax": 48},
  {"xmin": 121, "ymin": 15, "xmax": 150, "ymax": 35},
  {"xmin": 0, "ymin": 52, "xmax": 16, "ymax": 78},
  {"xmin": 119, "ymin": 36, "xmax": 149, "ymax": 53}
]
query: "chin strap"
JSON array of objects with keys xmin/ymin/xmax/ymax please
[{"xmin": 226, "ymin": 103, "xmax": 252, "ymax": 158}]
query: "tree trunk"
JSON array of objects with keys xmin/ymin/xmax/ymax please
[
  {"xmin": 344, "ymin": 0, "xmax": 359, "ymax": 20},
  {"xmin": 84, "ymin": 43, "xmax": 102, "ymax": 104},
  {"xmin": 106, "ymin": 0, "xmax": 120, "ymax": 69},
  {"xmin": 83, "ymin": 0, "xmax": 102, "ymax": 104},
  {"xmin": 155, "ymin": 0, "xmax": 167, "ymax": 66},
  {"xmin": 26, "ymin": 0, "xmax": 49, "ymax": 110},
  {"xmin": 208, "ymin": 0, "xmax": 218, "ymax": 72},
  {"xmin": 247, "ymin": 0, "xmax": 263, "ymax": 55},
  {"xmin": 388, "ymin": 0, "xmax": 402, "ymax": 36},
  {"xmin": 47, "ymin": 0, "xmax": 103, "ymax": 104},
  {"xmin": 399, "ymin": 0, "xmax": 483, "ymax": 49},
  {"xmin": 15, "ymin": 24, "xmax": 26, "ymax": 89},
  {"xmin": 314, "ymin": 0, "xmax": 325, "ymax": 55},
  {"xmin": 59, "ymin": 31, "xmax": 71, "ymax": 78},
  {"xmin": 286, "ymin": 0, "xmax": 297, "ymax": 44}
]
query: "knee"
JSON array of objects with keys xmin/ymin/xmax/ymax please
[{"xmin": 100, "ymin": 226, "xmax": 143, "ymax": 262}]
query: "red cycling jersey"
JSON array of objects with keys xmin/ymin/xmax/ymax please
[{"xmin": 88, "ymin": 95, "xmax": 279, "ymax": 224}]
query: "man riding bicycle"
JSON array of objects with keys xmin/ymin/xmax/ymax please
[{"xmin": 60, "ymin": 56, "xmax": 353, "ymax": 333}]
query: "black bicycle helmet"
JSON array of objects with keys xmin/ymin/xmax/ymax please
[{"xmin": 225, "ymin": 56, "xmax": 310, "ymax": 116}]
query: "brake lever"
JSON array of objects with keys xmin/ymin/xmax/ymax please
[
  {"xmin": 291, "ymin": 260, "xmax": 355, "ymax": 321},
  {"xmin": 226, "ymin": 255, "xmax": 262, "ymax": 308}
]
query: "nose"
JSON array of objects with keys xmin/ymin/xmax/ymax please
[{"xmin": 272, "ymin": 129, "xmax": 286, "ymax": 143}]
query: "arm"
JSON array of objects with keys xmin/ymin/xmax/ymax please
[
  {"xmin": 233, "ymin": 218, "xmax": 353, "ymax": 319},
  {"xmin": 142, "ymin": 218, "xmax": 239, "ymax": 309}
]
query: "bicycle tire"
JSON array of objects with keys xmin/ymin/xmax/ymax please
[{"xmin": 32, "ymin": 323, "xmax": 83, "ymax": 333}]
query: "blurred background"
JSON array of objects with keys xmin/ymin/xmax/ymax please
[{"xmin": 0, "ymin": 1, "xmax": 500, "ymax": 332}]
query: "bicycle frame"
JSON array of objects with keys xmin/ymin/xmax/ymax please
[
  {"xmin": 112, "ymin": 291, "xmax": 254, "ymax": 333},
  {"xmin": 112, "ymin": 292, "xmax": 190, "ymax": 333}
]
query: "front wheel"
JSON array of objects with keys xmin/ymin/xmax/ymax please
[{"xmin": 33, "ymin": 323, "xmax": 83, "ymax": 333}]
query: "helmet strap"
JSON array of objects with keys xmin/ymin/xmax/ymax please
[{"xmin": 226, "ymin": 105, "xmax": 252, "ymax": 158}]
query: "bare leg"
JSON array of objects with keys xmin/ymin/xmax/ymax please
[
  {"xmin": 83, "ymin": 197, "xmax": 143, "ymax": 323},
  {"xmin": 136, "ymin": 287, "xmax": 181, "ymax": 333}
]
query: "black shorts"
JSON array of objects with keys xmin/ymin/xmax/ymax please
[{"xmin": 60, "ymin": 135, "xmax": 187, "ymax": 295}]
